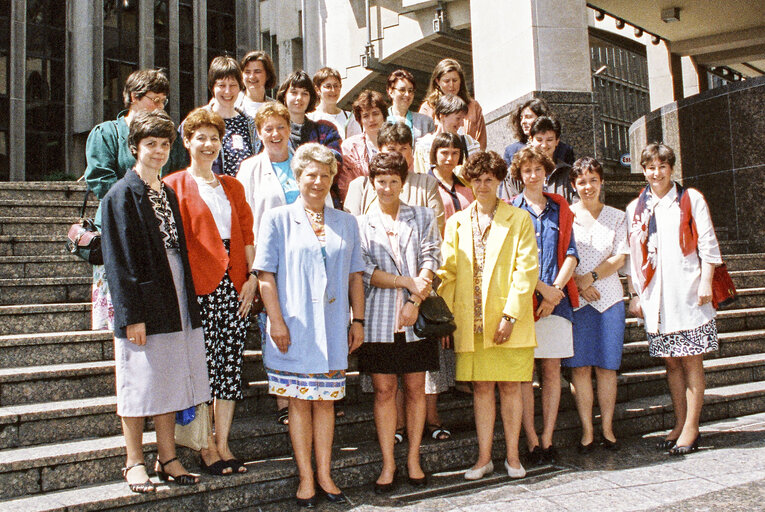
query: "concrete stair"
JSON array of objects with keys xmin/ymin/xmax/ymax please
[{"xmin": 0, "ymin": 182, "xmax": 764, "ymax": 511}]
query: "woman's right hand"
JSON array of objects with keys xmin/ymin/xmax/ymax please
[
  {"xmin": 628, "ymin": 296, "xmax": 644, "ymax": 319},
  {"xmin": 126, "ymin": 323, "xmax": 147, "ymax": 346},
  {"xmin": 406, "ymin": 276, "xmax": 432, "ymax": 299},
  {"xmin": 538, "ymin": 282, "xmax": 565, "ymax": 306},
  {"xmin": 535, "ymin": 298, "xmax": 555, "ymax": 318},
  {"xmin": 580, "ymin": 286, "xmax": 601, "ymax": 303},
  {"xmin": 270, "ymin": 320, "xmax": 291, "ymax": 353}
]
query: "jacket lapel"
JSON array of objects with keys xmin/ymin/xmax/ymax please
[
  {"xmin": 397, "ymin": 204, "xmax": 415, "ymax": 276},
  {"xmin": 482, "ymin": 202, "xmax": 511, "ymax": 298},
  {"xmin": 366, "ymin": 206, "xmax": 398, "ymax": 268}
]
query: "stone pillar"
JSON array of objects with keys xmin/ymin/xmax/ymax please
[
  {"xmin": 470, "ymin": 0, "xmax": 600, "ymax": 161},
  {"xmin": 681, "ymin": 56, "xmax": 702, "ymax": 98},
  {"xmin": 235, "ymin": 0, "xmax": 259, "ymax": 59},
  {"xmin": 646, "ymin": 40, "xmax": 685, "ymax": 110},
  {"xmin": 138, "ymin": 0, "xmax": 154, "ymax": 68},
  {"xmin": 301, "ymin": 0, "xmax": 322, "ymax": 74},
  {"xmin": 9, "ymin": 0, "xmax": 26, "ymax": 180},
  {"xmin": 168, "ymin": 0, "xmax": 181, "ymax": 123},
  {"xmin": 193, "ymin": 0, "xmax": 208, "ymax": 106}
]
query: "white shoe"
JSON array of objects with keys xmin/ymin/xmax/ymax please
[
  {"xmin": 464, "ymin": 461, "xmax": 494, "ymax": 480},
  {"xmin": 504, "ymin": 459, "xmax": 526, "ymax": 479}
]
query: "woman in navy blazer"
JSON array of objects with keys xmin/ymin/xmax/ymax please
[
  {"xmin": 101, "ymin": 110, "xmax": 210, "ymax": 493},
  {"xmin": 254, "ymin": 143, "xmax": 366, "ymax": 507}
]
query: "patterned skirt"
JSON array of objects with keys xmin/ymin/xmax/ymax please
[
  {"xmin": 267, "ymin": 369, "xmax": 346, "ymax": 401},
  {"xmin": 647, "ymin": 318, "xmax": 718, "ymax": 358},
  {"xmin": 91, "ymin": 265, "xmax": 114, "ymax": 331},
  {"xmin": 197, "ymin": 271, "xmax": 250, "ymax": 401}
]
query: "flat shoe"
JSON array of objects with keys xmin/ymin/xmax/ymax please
[
  {"xmin": 504, "ymin": 459, "xmax": 526, "ymax": 479},
  {"xmin": 200, "ymin": 457, "xmax": 232, "ymax": 476},
  {"xmin": 225, "ymin": 458, "xmax": 248, "ymax": 473},
  {"xmin": 122, "ymin": 462, "xmax": 155, "ymax": 494},
  {"xmin": 394, "ymin": 427, "xmax": 405, "ymax": 445},
  {"xmin": 295, "ymin": 494, "xmax": 318, "ymax": 508},
  {"xmin": 669, "ymin": 435, "xmax": 700, "ymax": 456},
  {"xmin": 526, "ymin": 446, "xmax": 543, "ymax": 466},
  {"xmin": 541, "ymin": 445, "xmax": 558, "ymax": 465},
  {"xmin": 408, "ymin": 474, "xmax": 427, "ymax": 487},
  {"xmin": 464, "ymin": 461, "xmax": 494, "ymax": 480},
  {"xmin": 318, "ymin": 485, "xmax": 347, "ymax": 504},
  {"xmin": 602, "ymin": 438, "xmax": 620, "ymax": 452}
]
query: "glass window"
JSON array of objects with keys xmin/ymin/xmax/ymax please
[
  {"xmin": 103, "ymin": 0, "xmax": 139, "ymax": 120},
  {"xmin": 25, "ymin": 0, "xmax": 66, "ymax": 178},
  {"xmin": 154, "ymin": 0, "xmax": 169, "ymax": 70},
  {"xmin": 179, "ymin": 0, "xmax": 194, "ymax": 119},
  {"xmin": 207, "ymin": 0, "xmax": 235, "ymax": 63}
]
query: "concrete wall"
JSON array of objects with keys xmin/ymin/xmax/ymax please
[{"xmin": 629, "ymin": 74, "xmax": 765, "ymax": 249}]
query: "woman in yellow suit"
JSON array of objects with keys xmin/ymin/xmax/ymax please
[{"xmin": 438, "ymin": 151, "xmax": 538, "ymax": 481}]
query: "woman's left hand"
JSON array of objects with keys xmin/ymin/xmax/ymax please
[
  {"xmin": 698, "ymin": 281, "xmax": 713, "ymax": 306},
  {"xmin": 574, "ymin": 273, "xmax": 594, "ymax": 292},
  {"xmin": 398, "ymin": 302, "xmax": 419, "ymax": 328},
  {"xmin": 580, "ymin": 286, "xmax": 601, "ymax": 302},
  {"xmin": 536, "ymin": 298, "xmax": 555, "ymax": 318},
  {"xmin": 237, "ymin": 275, "xmax": 259, "ymax": 318},
  {"xmin": 348, "ymin": 322, "xmax": 364, "ymax": 353},
  {"xmin": 493, "ymin": 317, "xmax": 515, "ymax": 345}
]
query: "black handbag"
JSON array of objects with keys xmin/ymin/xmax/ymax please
[
  {"xmin": 414, "ymin": 294, "xmax": 457, "ymax": 338},
  {"xmin": 66, "ymin": 188, "xmax": 103, "ymax": 265}
]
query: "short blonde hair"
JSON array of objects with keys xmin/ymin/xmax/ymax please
[{"xmin": 291, "ymin": 143, "xmax": 338, "ymax": 180}]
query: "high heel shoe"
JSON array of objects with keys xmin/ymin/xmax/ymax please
[
  {"xmin": 407, "ymin": 473, "xmax": 428, "ymax": 487},
  {"xmin": 122, "ymin": 462, "xmax": 155, "ymax": 493},
  {"xmin": 464, "ymin": 461, "xmax": 494, "ymax": 480},
  {"xmin": 669, "ymin": 435, "xmax": 700, "ymax": 456},
  {"xmin": 295, "ymin": 494, "xmax": 318, "ymax": 508},
  {"xmin": 315, "ymin": 477, "xmax": 347, "ymax": 504},
  {"xmin": 374, "ymin": 468, "xmax": 398, "ymax": 494},
  {"xmin": 155, "ymin": 457, "xmax": 199, "ymax": 485},
  {"xmin": 577, "ymin": 441, "xmax": 596, "ymax": 454},
  {"xmin": 601, "ymin": 437, "xmax": 620, "ymax": 452}
]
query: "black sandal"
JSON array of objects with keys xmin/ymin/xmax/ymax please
[
  {"xmin": 426, "ymin": 423, "xmax": 452, "ymax": 441},
  {"xmin": 225, "ymin": 458, "xmax": 248, "ymax": 474},
  {"xmin": 122, "ymin": 462, "xmax": 156, "ymax": 493},
  {"xmin": 200, "ymin": 456, "xmax": 232, "ymax": 476},
  {"xmin": 155, "ymin": 457, "xmax": 199, "ymax": 485},
  {"xmin": 276, "ymin": 407, "xmax": 289, "ymax": 425},
  {"xmin": 394, "ymin": 427, "xmax": 406, "ymax": 444}
]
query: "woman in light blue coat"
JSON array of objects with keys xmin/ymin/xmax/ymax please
[{"xmin": 254, "ymin": 143, "xmax": 365, "ymax": 507}]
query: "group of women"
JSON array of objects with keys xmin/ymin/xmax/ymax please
[{"xmin": 84, "ymin": 51, "xmax": 723, "ymax": 507}]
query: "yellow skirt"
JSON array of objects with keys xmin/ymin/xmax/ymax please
[{"xmin": 456, "ymin": 333, "xmax": 534, "ymax": 382}]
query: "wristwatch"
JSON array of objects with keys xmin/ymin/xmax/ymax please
[
  {"xmin": 502, "ymin": 314, "xmax": 516, "ymax": 324},
  {"xmin": 629, "ymin": 291, "xmax": 638, "ymax": 299},
  {"xmin": 407, "ymin": 298, "xmax": 422, "ymax": 307},
  {"xmin": 352, "ymin": 318, "xmax": 365, "ymax": 326},
  {"xmin": 591, "ymin": 270, "xmax": 599, "ymax": 282}
]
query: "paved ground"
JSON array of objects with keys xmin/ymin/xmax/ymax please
[{"xmin": 254, "ymin": 412, "xmax": 765, "ymax": 511}]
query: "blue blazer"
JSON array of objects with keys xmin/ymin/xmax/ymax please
[
  {"xmin": 101, "ymin": 170, "xmax": 201, "ymax": 338},
  {"xmin": 254, "ymin": 199, "xmax": 365, "ymax": 374}
]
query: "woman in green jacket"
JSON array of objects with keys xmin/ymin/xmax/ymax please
[{"xmin": 84, "ymin": 69, "xmax": 188, "ymax": 331}]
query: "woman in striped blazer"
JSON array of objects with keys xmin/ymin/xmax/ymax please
[{"xmin": 356, "ymin": 151, "xmax": 442, "ymax": 493}]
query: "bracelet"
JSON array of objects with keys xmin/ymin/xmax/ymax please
[
  {"xmin": 629, "ymin": 291, "xmax": 639, "ymax": 299},
  {"xmin": 553, "ymin": 283, "xmax": 563, "ymax": 291},
  {"xmin": 352, "ymin": 318, "xmax": 365, "ymax": 326},
  {"xmin": 249, "ymin": 269, "xmax": 258, "ymax": 277},
  {"xmin": 393, "ymin": 275, "xmax": 398, "ymax": 288},
  {"xmin": 406, "ymin": 298, "xmax": 421, "ymax": 307}
]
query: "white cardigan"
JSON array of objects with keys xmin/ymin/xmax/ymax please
[
  {"xmin": 626, "ymin": 185, "xmax": 722, "ymax": 334},
  {"xmin": 236, "ymin": 151, "xmax": 333, "ymax": 247}
]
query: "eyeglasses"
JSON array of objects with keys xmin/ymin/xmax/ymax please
[
  {"xmin": 143, "ymin": 94, "xmax": 169, "ymax": 107},
  {"xmin": 321, "ymin": 83, "xmax": 341, "ymax": 91}
]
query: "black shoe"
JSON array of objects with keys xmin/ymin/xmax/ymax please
[
  {"xmin": 318, "ymin": 485, "xmax": 347, "ymax": 504},
  {"xmin": 526, "ymin": 446, "xmax": 543, "ymax": 466},
  {"xmin": 155, "ymin": 457, "xmax": 199, "ymax": 485},
  {"xmin": 295, "ymin": 494, "xmax": 318, "ymax": 508},
  {"xmin": 669, "ymin": 435, "xmax": 700, "ymax": 456},
  {"xmin": 601, "ymin": 437, "xmax": 620, "ymax": 452},
  {"xmin": 541, "ymin": 445, "xmax": 558, "ymax": 465},
  {"xmin": 374, "ymin": 468, "xmax": 398, "ymax": 494},
  {"xmin": 200, "ymin": 457, "xmax": 232, "ymax": 476},
  {"xmin": 656, "ymin": 437, "xmax": 678, "ymax": 451},
  {"xmin": 577, "ymin": 441, "xmax": 596, "ymax": 454},
  {"xmin": 407, "ymin": 474, "xmax": 427, "ymax": 487}
]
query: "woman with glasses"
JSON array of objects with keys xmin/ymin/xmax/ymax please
[
  {"xmin": 85, "ymin": 69, "xmax": 188, "ymax": 333},
  {"xmin": 386, "ymin": 69, "xmax": 434, "ymax": 145},
  {"xmin": 308, "ymin": 67, "xmax": 361, "ymax": 139}
]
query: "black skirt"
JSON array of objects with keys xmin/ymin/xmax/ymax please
[{"xmin": 358, "ymin": 333, "xmax": 439, "ymax": 374}]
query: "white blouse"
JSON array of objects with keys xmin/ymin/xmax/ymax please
[
  {"xmin": 192, "ymin": 174, "xmax": 232, "ymax": 239},
  {"xmin": 572, "ymin": 204, "xmax": 629, "ymax": 313},
  {"xmin": 626, "ymin": 185, "xmax": 722, "ymax": 334},
  {"xmin": 307, "ymin": 110, "xmax": 361, "ymax": 139}
]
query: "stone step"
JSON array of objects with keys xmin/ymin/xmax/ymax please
[
  {"xmin": 0, "ymin": 379, "xmax": 763, "ymax": 508},
  {"xmin": 0, "ymin": 255, "xmax": 91, "ymax": 279},
  {"xmin": 0, "ymin": 361, "xmax": 115, "ymax": 407},
  {"xmin": 0, "ymin": 235, "xmax": 73, "ymax": 257},
  {"xmin": 719, "ymin": 240, "xmax": 749, "ymax": 254},
  {"xmin": 724, "ymin": 253, "xmax": 765, "ymax": 271},
  {"xmin": 0, "ymin": 277, "xmax": 91, "ymax": 305},
  {"xmin": 0, "ymin": 331, "xmax": 113, "ymax": 369},
  {"xmin": 0, "ymin": 182, "xmax": 87, "ymax": 201},
  {"xmin": 0, "ymin": 199, "xmax": 98, "ymax": 218},
  {"xmin": 0, "ymin": 303, "xmax": 90, "ymax": 336},
  {"xmin": 0, "ymin": 217, "xmax": 79, "ymax": 237},
  {"xmin": 624, "ymin": 306, "xmax": 765, "ymax": 342}
]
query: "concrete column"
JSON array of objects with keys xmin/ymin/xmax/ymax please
[
  {"xmin": 301, "ymin": 0, "xmax": 322, "ymax": 74},
  {"xmin": 235, "ymin": 0, "xmax": 259, "ymax": 59},
  {"xmin": 138, "ymin": 0, "xmax": 154, "ymax": 68},
  {"xmin": 471, "ymin": 0, "xmax": 599, "ymax": 160},
  {"xmin": 646, "ymin": 40, "xmax": 684, "ymax": 110},
  {"xmin": 193, "ymin": 0, "xmax": 208, "ymax": 105},
  {"xmin": 681, "ymin": 56, "xmax": 702, "ymax": 98},
  {"xmin": 168, "ymin": 0, "xmax": 180, "ymax": 123},
  {"xmin": 8, "ymin": 0, "xmax": 26, "ymax": 181}
]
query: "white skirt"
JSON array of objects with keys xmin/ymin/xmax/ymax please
[
  {"xmin": 114, "ymin": 249, "xmax": 211, "ymax": 417},
  {"xmin": 534, "ymin": 315, "xmax": 574, "ymax": 359}
]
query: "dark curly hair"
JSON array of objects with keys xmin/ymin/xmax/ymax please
[
  {"xmin": 508, "ymin": 98, "xmax": 550, "ymax": 142},
  {"xmin": 276, "ymin": 70, "xmax": 319, "ymax": 114},
  {"xmin": 463, "ymin": 151, "xmax": 507, "ymax": 182},
  {"xmin": 369, "ymin": 151, "xmax": 409, "ymax": 183}
]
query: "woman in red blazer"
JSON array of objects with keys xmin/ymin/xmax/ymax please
[{"xmin": 165, "ymin": 108, "xmax": 256, "ymax": 476}]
